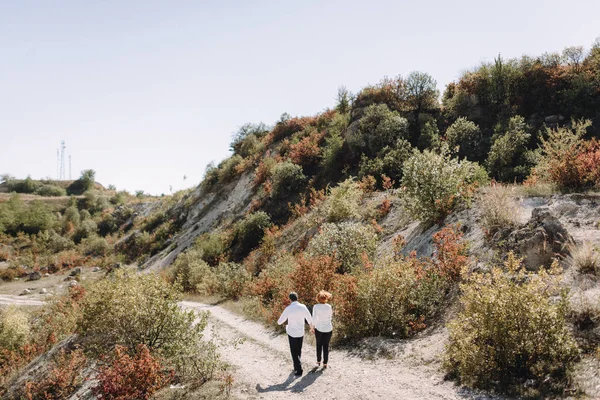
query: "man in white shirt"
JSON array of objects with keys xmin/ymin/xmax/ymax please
[{"xmin": 277, "ymin": 292, "xmax": 313, "ymax": 376}]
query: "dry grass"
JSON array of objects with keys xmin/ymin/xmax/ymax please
[
  {"xmin": 478, "ymin": 185, "xmax": 521, "ymax": 236},
  {"xmin": 570, "ymin": 241, "xmax": 600, "ymax": 275}
]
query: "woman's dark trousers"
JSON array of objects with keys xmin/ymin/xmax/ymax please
[{"xmin": 314, "ymin": 329, "xmax": 332, "ymax": 364}]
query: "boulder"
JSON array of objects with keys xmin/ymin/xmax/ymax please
[
  {"xmin": 69, "ymin": 280, "xmax": 78, "ymax": 287},
  {"xmin": 39, "ymin": 288, "xmax": 48, "ymax": 294},
  {"xmin": 505, "ymin": 207, "xmax": 571, "ymax": 270},
  {"xmin": 19, "ymin": 289, "xmax": 31, "ymax": 296},
  {"xmin": 64, "ymin": 276, "xmax": 75, "ymax": 282},
  {"xmin": 48, "ymin": 264, "xmax": 59, "ymax": 274},
  {"xmin": 26, "ymin": 271, "xmax": 42, "ymax": 281},
  {"xmin": 92, "ymin": 267, "xmax": 100, "ymax": 272},
  {"xmin": 69, "ymin": 267, "xmax": 82, "ymax": 277}
]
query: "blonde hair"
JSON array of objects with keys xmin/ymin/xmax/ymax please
[{"xmin": 316, "ymin": 290, "xmax": 332, "ymax": 304}]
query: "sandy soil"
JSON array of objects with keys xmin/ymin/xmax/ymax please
[{"xmin": 181, "ymin": 301, "xmax": 501, "ymax": 400}]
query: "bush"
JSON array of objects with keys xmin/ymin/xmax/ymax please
[
  {"xmin": 93, "ymin": 344, "xmax": 172, "ymax": 400},
  {"xmin": 322, "ymin": 179, "xmax": 363, "ymax": 223},
  {"xmin": 401, "ymin": 147, "xmax": 488, "ymax": 223},
  {"xmin": 61, "ymin": 206, "xmax": 80, "ymax": 233},
  {"xmin": 531, "ymin": 119, "xmax": 595, "ymax": 191},
  {"xmin": 194, "ymin": 232, "xmax": 227, "ymax": 266},
  {"xmin": 569, "ymin": 241, "xmax": 600, "ymax": 275},
  {"xmin": 169, "ymin": 248, "xmax": 217, "ymax": 293},
  {"xmin": 0, "ymin": 195, "xmax": 57, "ymax": 236},
  {"xmin": 343, "ymin": 257, "xmax": 448, "ymax": 339},
  {"xmin": 231, "ymin": 211, "xmax": 272, "ymax": 260},
  {"xmin": 320, "ymin": 113, "xmax": 348, "ymax": 171},
  {"xmin": 6, "ymin": 176, "xmax": 40, "ymax": 194},
  {"xmin": 288, "ymin": 129, "xmax": 325, "ymax": 166},
  {"xmin": 0, "ymin": 307, "xmax": 30, "ymax": 351},
  {"xmin": 73, "ymin": 219, "xmax": 98, "ymax": 244},
  {"xmin": 230, "ymin": 122, "xmax": 269, "ymax": 156},
  {"xmin": 270, "ymin": 161, "xmax": 306, "ymax": 199},
  {"xmin": 82, "ymin": 236, "xmax": 111, "ymax": 257},
  {"xmin": 80, "ymin": 190, "xmax": 109, "ymax": 215},
  {"xmin": 67, "ymin": 169, "xmax": 95, "ymax": 195},
  {"xmin": 445, "ymin": 117, "xmax": 481, "ymax": 159},
  {"xmin": 445, "ymin": 253, "xmax": 578, "ymax": 394},
  {"xmin": 417, "ymin": 120, "xmax": 441, "ymax": 150},
  {"xmin": 217, "ymin": 155, "xmax": 243, "ymax": 184},
  {"xmin": 78, "ymin": 272, "xmax": 205, "ymax": 359},
  {"xmin": 486, "ymin": 116, "xmax": 533, "ymax": 182},
  {"xmin": 38, "ymin": 229, "xmax": 75, "ymax": 253},
  {"xmin": 347, "ymin": 104, "xmax": 409, "ymax": 157},
  {"xmin": 358, "ymin": 139, "xmax": 412, "ymax": 185},
  {"xmin": 24, "ymin": 348, "xmax": 87, "ymax": 400},
  {"xmin": 35, "ymin": 184, "xmax": 67, "ymax": 197},
  {"xmin": 213, "ymin": 262, "xmax": 249, "ymax": 300},
  {"xmin": 478, "ymin": 185, "xmax": 520, "ymax": 236},
  {"xmin": 307, "ymin": 222, "xmax": 378, "ymax": 273}
]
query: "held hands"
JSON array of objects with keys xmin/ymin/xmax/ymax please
[{"xmin": 309, "ymin": 325, "xmax": 315, "ymax": 334}]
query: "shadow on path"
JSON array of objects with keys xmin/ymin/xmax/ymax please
[{"xmin": 256, "ymin": 368, "xmax": 323, "ymax": 394}]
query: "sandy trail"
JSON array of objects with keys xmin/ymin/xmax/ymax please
[
  {"xmin": 181, "ymin": 301, "xmax": 495, "ymax": 400},
  {"xmin": 0, "ymin": 294, "xmax": 46, "ymax": 307}
]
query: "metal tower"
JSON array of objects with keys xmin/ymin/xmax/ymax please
[
  {"xmin": 59, "ymin": 141, "xmax": 66, "ymax": 180},
  {"xmin": 69, "ymin": 155, "xmax": 72, "ymax": 180}
]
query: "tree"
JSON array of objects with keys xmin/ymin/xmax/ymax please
[
  {"xmin": 445, "ymin": 117, "xmax": 481, "ymax": 160},
  {"xmin": 336, "ymin": 86, "xmax": 352, "ymax": 114},
  {"xmin": 486, "ymin": 116, "xmax": 532, "ymax": 182},
  {"xmin": 347, "ymin": 104, "xmax": 409, "ymax": 157},
  {"xmin": 230, "ymin": 122, "xmax": 268, "ymax": 156},
  {"xmin": 562, "ymin": 46, "xmax": 585, "ymax": 73},
  {"xmin": 405, "ymin": 71, "xmax": 439, "ymax": 114}
]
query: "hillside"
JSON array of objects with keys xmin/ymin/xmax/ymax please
[{"xmin": 1, "ymin": 41, "xmax": 600, "ymax": 399}]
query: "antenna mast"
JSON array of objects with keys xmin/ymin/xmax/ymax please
[{"xmin": 59, "ymin": 141, "xmax": 66, "ymax": 180}]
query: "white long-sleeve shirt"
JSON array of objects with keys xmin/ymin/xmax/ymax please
[
  {"xmin": 277, "ymin": 301, "xmax": 313, "ymax": 338},
  {"xmin": 311, "ymin": 303, "xmax": 333, "ymax": 333}
]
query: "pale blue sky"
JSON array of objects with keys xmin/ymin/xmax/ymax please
[{"xmin": 1, "ymin": 0, "xmax": 598, "ymax": 194}]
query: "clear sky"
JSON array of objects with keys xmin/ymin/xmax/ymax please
[{"xmin": 1, "ymin": 0, "xmax": 599, "ymax": 195}]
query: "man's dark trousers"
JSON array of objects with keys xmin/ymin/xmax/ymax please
[{"xmin": 288, "ymin": 335, "xmax": 303, "ymax": 373}]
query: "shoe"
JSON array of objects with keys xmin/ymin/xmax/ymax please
[
  {"xmin": 316, "ymin": 362, "xmax": 321, "ymax": 367},
  {"xmin": 295, "ymin": 370, "xmax": 303, "ymax": 376},
  {"xmin": 322, "ymin": 364, "xmax": 327, "ymax": 369}
]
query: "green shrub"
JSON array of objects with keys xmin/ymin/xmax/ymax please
[
  {"xmin": 217, "ymin": 155, "xmax": 243, "ymax": 184},
  {"xmin": 344, "ymin": 258, "xmax": 448, "ymax": 339},
  {"xmin": 323, "ymin": 179, "xmax": 363, "ymax": 223},
  {"xmin": 270, "ymin": 161, "xmax": 306, "ymax": 199},
  {"xmin": 307, "ymin": 222, "xmax": 378, "ymax": 273},
  {"xmin": 80, "ymin": 190, "xmax": 109, "ymax": 215},
  {"xmin": 487, "ymin": 116, "xmax": 533, "ymax": 182},
  {"xmin": 82, "ymin": 236, "xmax": 111, "ymax": 257},
  {"xmin": 194, "ymin": 232, "xmax": 227, "ymax": 266},
  {"xmin": 38, "ymin": 229, "xmax": 75, "ymax": 253},
  {"xmin": 231, "ymin": 212, "xmax": 272, "ymax": 260},
  {"xmin": 358, "ymin": 139, "xmax": 412, "ymax": 185},
  {"xmin": 170, "ymin": 248, "xmax": 217, "ymax": 293},
  {"xmin": 0, "ymin": 195, "xmax": 57, "ymax": 235},
  {"xmin": 79, "ymin": 272, "xmax": 205, "ymax": 359},
  {"xmin": 445, "ymin": 117, "xmax": 481, "ymax": 159},
  {"xmin": 213, "ymin": 262, "xmax": 249, "ymax": 300},
  {"xmin": 230, "ymin": 122, "xmax": 269, "ymax": 156},
  {"xmin": 7, "ymin": 176, "xmax": 40, "ymax": 194},
  {"xmin": 401, "ymin": 147, "xmax": 488, "ymax": 223},
  {"xmin": 35, "ymin": 184, "xmax": 67, "ymax": 197},
  {"xmin": 320, "ymin": 113, "xmax": 348, "ymax": 171},
  {"xmin": 445, "ymin": 253, "xmax": 578, "ymax": 394},
  {"xmin": 417, "ymin": 120, "xmax": 442, "ymax": 150},
  {"xmin": 0, "ymin": 306, "xmax": 30, "ymax": 351},
  {"xmin": 347, "ymin": 104, "xmax": 409, "ymax": 157},
  {"xmin": 73, "ymin": 219, "xmax": 98, "ymax": 244},
  {"xmin": 67, "ymin": 169, "xmax": 96, "ymax": 195}
]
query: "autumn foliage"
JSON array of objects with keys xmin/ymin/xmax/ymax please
[{"xmin": 93, "ymin": 344, "xmax": 172, "ymax": 400}]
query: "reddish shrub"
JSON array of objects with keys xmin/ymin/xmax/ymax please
[
  {"xmin": 288, "ymin": 130, "xmax": 326, "ymax": 166},
  {"xmin": 93, "ymin": 344, "xmax": 172, "ymax": 400},
  {"xmin": 432, "ymin": 224, "xmax": 468, "ymax": 281},
  {"xmin": 377, "ymin": 198, "xmax": 392, "ymax": 219},
  {"xmin": 24, "ymin": 348, "xmax": 87, "ymax": 400},
  {"xmin": 358, "ymin": 175, "xmax": 376, "ymax": 193},
  {"xmin": 266, "ymin": 116, "xmax": 318, "ymax": 144}
]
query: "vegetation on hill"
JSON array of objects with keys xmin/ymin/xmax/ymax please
[{"xmin": 1, "ymin": 39, "xmax": 600, "ymax": 398}]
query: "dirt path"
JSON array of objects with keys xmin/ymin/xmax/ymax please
[
  {"xmin": 181, "ymin": 301, "xmax": 497, "ymax": 400},
  {"xmin": 0, "ymin": 294, "xmax": 45, "ymax": 307}
]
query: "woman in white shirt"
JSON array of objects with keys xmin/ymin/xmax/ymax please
[{"xmin": 311, "ymin": 290, "xmax": 333, "ymax": 368}]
